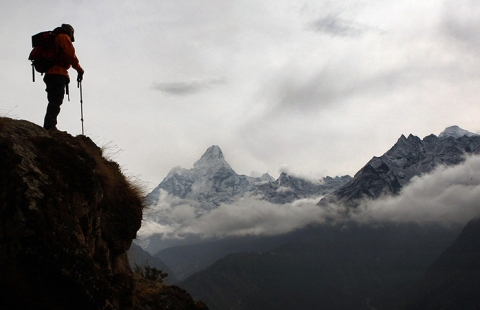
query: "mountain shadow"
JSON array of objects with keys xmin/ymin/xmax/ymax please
[
  {"xmin": 128, "ymin": 243, "xmax": 179, "ymax": 284},
  {"xmin": 407, "ymin": 218, "xmax": 480, "ymax": 310},
  {"xmin": 181, "ymin": 222, "xmax": 462, "ymax": 310}
]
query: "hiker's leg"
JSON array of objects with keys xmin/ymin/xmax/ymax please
[{"xmin": 43, "ymin": 74, "xmax": 67, "ymax": 130}]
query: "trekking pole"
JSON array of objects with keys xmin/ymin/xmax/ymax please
[{"xmin": 78, "ymin": 81, "xmax": 84, "ymax": 135}]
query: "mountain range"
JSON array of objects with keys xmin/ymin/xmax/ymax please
[
  {"xmin": 146, "ymin": 145, "xmax": 351, "ymax": 209},
  {"xmin": 146, "ymin": 145, "xmax": 273, "ymax": 209},
  {"xmin": 139, "ymin": 145, "xmax": 352, "ymax": 254},
  {"xmin": 180, "ymin": 222, "xmax": 462, "ymax": 310},
  {"xmin": 321, "ymin": 125, "xmax": 480, "ymax": 206},
  {"xmin": 133, "ymin": 125, "xmax": 480, "ymax": 310},
  {"xmin": 4, "ymin": 116, "xmax": 477, "ymax": 309}
]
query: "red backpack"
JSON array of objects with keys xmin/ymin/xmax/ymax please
[{"xmin": 28, "ymin": 31, "xmax": 58, "ymax": 81}]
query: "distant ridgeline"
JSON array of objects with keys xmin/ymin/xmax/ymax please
[
  {"xmin": 320, "ymin": 125, "xmax": 480, "ymax": 206},
  {"xmin": 146, "ymin": 145, "xmax": 352, "ymax": 208}
]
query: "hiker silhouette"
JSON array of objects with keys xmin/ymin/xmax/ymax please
[{"xmin": 39, "ymin": 24, "xmax": 84, "ymax": 130}]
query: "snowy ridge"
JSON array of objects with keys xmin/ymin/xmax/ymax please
[
  {"xmin": 145, "ymin": 145, "xmax": 350, "ymax": 208},
  {"xmin": 321, "ymin": 126, "xmax": 480, "ymax": 205},
  {"xmin": 439, "ymin": 125, "xmax": 479, "ymax": 139},
  {"xmin": 193, "ymin": 145, "xmax": 233, "ymax": 172},
  {"xmin": 253, "ymin": 172, "xmax": 352, "ymax": 204},
  {"xmin": 146, "ymin": 145, "xmax": 275, "ymax": 209}
]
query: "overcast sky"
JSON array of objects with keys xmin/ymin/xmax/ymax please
[{"xmin": 2, "ymin": 0, "xmax": 480, "ymax": 191}]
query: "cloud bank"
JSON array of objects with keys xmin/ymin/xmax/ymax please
[
  {"xmin": 138, "ymin": 192, "xmax": 325, "ymax": 240},
  {"xmin": 138, "ymin": 155, "xmax": 480, "ymax": 244},
  {"xmin": 356, "ymin": 154, "xmax": 480, "ymax": 224}
]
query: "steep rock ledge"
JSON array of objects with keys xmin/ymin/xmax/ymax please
[{"xmin": 0, "ymin": 117, "xmax": 206, "ymax": 310}]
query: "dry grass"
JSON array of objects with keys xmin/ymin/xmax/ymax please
[{"xmin": 76, "ymin": 135, "xmax": 145, "ymax": 254}]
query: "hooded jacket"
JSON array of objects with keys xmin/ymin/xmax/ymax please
[{"xmin": 46, "ymin": 28, "xmax": 83, "ymax": 79}]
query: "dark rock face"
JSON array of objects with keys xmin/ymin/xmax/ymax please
[
  {"xmin": 0, "ymin": 117, "xmax": 143, "ymax": 309},
  {"xmin": 407, "ymin": 218, "xmax": 480, "ymax": 310},
  {"xmin": 0, "ymin": 117, "xmax": 206, "ymax": 310}
]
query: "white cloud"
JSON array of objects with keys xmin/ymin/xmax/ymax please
[
  {"xmin": 139, "ymin": 192, "xmax": 325, "ymax": 241},
  {"xmin": 355, "ymin": 155, "xmax": 480, "ymax": 225},
  {"xmin": 310, "ymin": 13, "xmax": 381, "ymax": 37},
  {"xmin": 152, "ymin": 76, "xmax": 227, "ymax": 95},
  {"xmin": 440, "ymin": 0, "xmax": 480, "ymax": 51},
  {"xmin": 139, "ymin": 155, "xmax": 480, "ymax": 245}
]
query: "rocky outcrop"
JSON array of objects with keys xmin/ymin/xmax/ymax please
[{"xmin": 0, "ymin": 117, "xmax": 206, "ymax": 310}]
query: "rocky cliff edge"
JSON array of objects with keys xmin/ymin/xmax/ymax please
[{"xmin": 0, "ymin": 117, "xmax": 207, "ymax": 310}]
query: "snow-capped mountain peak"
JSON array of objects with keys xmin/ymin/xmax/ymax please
[
  {"xmin": 439, "ymin": 125, "xmax": 479, "ymax": 139},
  {"xmin": 321, "ymin": 126, "xmax": 480, "ymax": 206},
  {"xmin": 193, "ymin": 145, "xmax": 233, "ymax": 172},
  {"xmin": 147, "ymin": 146, "xmax": 273, "ymax": 208},
  {"xmin": 146, "ymin": 145, "xmax": 350, "ymax": 208}
]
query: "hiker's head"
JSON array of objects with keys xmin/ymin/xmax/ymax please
[{"xmin": 61, "ymin": 24, "xmax": 75, "ymax": 42}]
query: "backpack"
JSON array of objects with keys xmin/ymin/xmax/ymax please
[{"xmin": 28, "ymin": 31, "xmax": 58, "ymax": 81}]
